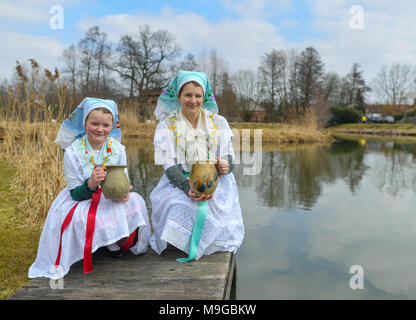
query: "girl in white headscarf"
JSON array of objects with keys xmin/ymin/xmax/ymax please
[
  {"xmin": 29, "ymin": 98, "xmax": 151, "ymax": 279},
  {"xmin": 150, "ymin": 71, "xmax": 244, "ymax": 262}
]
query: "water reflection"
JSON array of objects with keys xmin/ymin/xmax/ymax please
[
  {"xmin": 125, "ymin": 139, "xmax": 163, "ymax": 207},
  {"xmin": 234, "ymin": 141, "xmax": 367, "ymax": 209},
  {"xmin": 236, "ymin": 138, "xmax": 416, "ymax": 299},
  {"xmin": 125, "ymin": 136, "xmax": 416, "ymax": 299}
]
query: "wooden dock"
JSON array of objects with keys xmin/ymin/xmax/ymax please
[{"xmin": 9, "ymin": 245, "xmax": 236, "ymax": 300}]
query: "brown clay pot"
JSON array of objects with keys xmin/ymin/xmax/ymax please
[
  {"xmin": 101, "ymin": 165, "xmax": 130, "ymax": 200},
  {"xmin": 189, "ymin": 163, "xmax": 219, "ymax": 196}
]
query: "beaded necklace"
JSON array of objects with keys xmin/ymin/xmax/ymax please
[
  {"xmin": 167, "ymin": 109, "xmax": 218, "ymax": 165},
  {"xmin": 80, "ymin": 136, "xmax": 113, "ymax": 167}
]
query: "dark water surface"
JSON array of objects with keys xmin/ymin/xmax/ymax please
[{"xmin": 125, "ymin": 136, "xmax": 416, "ymax": 299}]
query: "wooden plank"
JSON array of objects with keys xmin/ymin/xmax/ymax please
[{"xmin": 9, "ymin": 245, "xmax": 236, "ymax": 300}]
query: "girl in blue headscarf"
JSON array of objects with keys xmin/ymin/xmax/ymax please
[
  {"xmin": 150, "ymin": 71, "xmax": 244, "ymax": 262},
  {"xmin": 29, "ymin": 98, "xmax": 151, "ymax": 279}
]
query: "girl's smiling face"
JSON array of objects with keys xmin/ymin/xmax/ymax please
[
  {"xmin": 85, "ymin": 109, "xmax": 113, "ymax": 150},
  {"xmin": 178, "ymin": 82, "xmax": 204, "ymax": 119}
]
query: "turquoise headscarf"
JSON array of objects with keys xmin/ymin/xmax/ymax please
[{"xmin": 154, "ymin": 70, "xmax": 218, "ymax": 121}]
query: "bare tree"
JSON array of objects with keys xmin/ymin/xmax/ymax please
[
  {"xmin": 372, "ymin": 63, "xmax": 416, "ymax": 104},
  {"xmin": 208, "ymin": 49, "xmax": 220, "ymax": 94},
  {"xmin": 232, "ymin": 69, "xmax": 260, "ymax": 121},
  {"xmin": 78, "ymin": 26, "xmax": 99, "ymax": 93},
  {"xmin": 137, "ymin": 24, "xmax": 180, "ymax": 90},
  {"xmin": 111, "ymin": 24, "xmax": 181, "ymax": 97},
  {"xmin": 113, "ymin": 35, "xmax": 139, "ymax": 98},
  {"xmin": 321, "ymin": 72, "xmax": 349, "ymax": 108},
  {"xmin": 196, "ymin": 48, "xmax": 209, "ymax": 73},
  {"xmin": 206, "ymin": 49, "xmax": 228, "ymax": 95},
  {"xmin": 61, "ymin": 44, "xmax": 78, "ymax": 97},
  {"xmin": 258, "ymin": 48, "xmax": 320, "ymax": 120},
  {"xmin": 77, "ymin": 26, "xmax": 112, "ymax": 96},
  {"xmin": 179, "ymin": 53, "xmax": 199, "ymax": 71},
  {"xmin": 258, "ymin": 50, "xmax": 282, "ymax": 118},
  {"xmin": 216, "ymin": 72, "xmax": 239, "ymax": 121},
  {"xmin": 94, "ymin": 32, "xmax": 111, "ymax": 93},
  {"xmin": 288, "ymin": 49, "xmax": 301, "ymax": 115}
]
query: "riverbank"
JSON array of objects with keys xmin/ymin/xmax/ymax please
[
  {"xmin": 329, "ymin": 123, "xmax": 416, "ymax": 136},
  {"xmin": 0, "ymin": 159, "xmax": 42, "ymax": 300},
  {"xmin": 120, "ymin": 120, "xmax": 333, "ymax": 144}
]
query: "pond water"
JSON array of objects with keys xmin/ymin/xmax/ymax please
[{"xmin": 125, "ymin": 135, "xmax": 416, "ymax": 299}]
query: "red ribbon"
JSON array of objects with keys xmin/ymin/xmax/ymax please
[
  {"xmin": 55, "ymin": 202, "xmax": 79, "ymax": 267},
  {"xmin": 121, "ymin": 229, "xmax": 137, "ymax": 251},
  {"xmin": 83, "ymin": 188, "xmax": 102, "ymax": 273},
  {"xmin": 55, "ymin": 188, "xmax": 102, "ymax": 274},
  {"xmin": 56, "ymin": 188, "xmax": 138, "ymax": 274}
]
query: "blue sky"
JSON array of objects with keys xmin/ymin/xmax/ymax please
[
  {"xmin": 3, "ymin": 0, "xmax": 318, "ymax": 43},
  {"xmin": 1, "ymin": 0, "xmax": 415, "ymax": 88},
  {"xmin": 55, "ymin": 0, "xmax": 321, "ymax": 43}
]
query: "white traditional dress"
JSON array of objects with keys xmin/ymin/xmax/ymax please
[
  {"xmin": 150, "ymin": 108, "xmax": 244, "ymax": 260},
  {"xmin": 28, "ymin": 137, "xmax": 151, "ymax": 279}
]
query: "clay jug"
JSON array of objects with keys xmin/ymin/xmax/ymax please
[
  {"xmin": 189, "ymin": 163, "xmax": 218, "ymax": 196},
  {"xmin": 101, "ymin": 165, "xmax": 130, "ymax": 200}
]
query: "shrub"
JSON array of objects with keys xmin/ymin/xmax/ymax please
[
  {"xmin": 394, "ymin": 114, "xmax": 404, "ymax": 122},
  {"xmin": 328, "ymin": 106, "xmax": 361, "ymax": 126}
]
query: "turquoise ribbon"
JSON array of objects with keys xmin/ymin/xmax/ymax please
[{"xmin": 177, "ymin": 171, "xmax": 208, "ymax": 263}]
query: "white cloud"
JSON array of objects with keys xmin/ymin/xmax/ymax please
[
  {"xmin": 0, "ymin": 0, "xmax": 89, "ymax": 80},
  {"xmin": 221, "ymin": 0, "xmax": 292, "ymax": 18},
  {"xmin": 0, "ymin": 30, "xmax": 63, "ymax": 80},
  {"xmin": 0, "ymin": 1, "xmax": 48, "ymax": 23},
  {"xmin": 76, "ymin": 1, "xmax": 416, "ymax": 88},
  {"xmin": 304, "ymin": 0, "xmax": 416, "ymax": 85},
  {"xmin": 77, "ymin": 6, "xmax": 287, "ymax": 73},
  {"xmin": 0, "ymin": 0, "xmax": 82, "ymax": 23}
]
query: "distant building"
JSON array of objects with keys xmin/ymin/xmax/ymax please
[
  {"xmin": 120, "ymin": 88, "xmax": 162, "ymax": 121},
  {"xmin": 364, "ymin": 103, "xmax": 415, "ymax": 115},
  {"xmin": 250, "ymin": 110, "xmax": 267, "ymax": 122}
]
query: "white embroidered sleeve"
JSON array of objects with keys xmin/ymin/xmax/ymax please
[
  {"xmin": 64, "ymin": 148, "xmax": 85, "ymax": 190},
  {"xmin": 217, "ymin": 116, "xmax": 235, "ymax": 161},
  {"xmin": 154, "ymin": 121, "xmax": 176, "ymax": 166}
]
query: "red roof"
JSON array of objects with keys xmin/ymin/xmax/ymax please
[{"xmin": 364, "ymin": 104, "xmax": 414, "ymax": 115}]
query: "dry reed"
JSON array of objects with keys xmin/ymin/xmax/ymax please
[
  {"xmin": 0, "ymin": 60, "xmax": 68, "ymax": 224},
  {"xmin": 1, "ymin": 121, "xmax": 65, "ymax": 224},
  {"xmin": 118, "ymin": 108, "xmax": 156, "ymax": 139}
]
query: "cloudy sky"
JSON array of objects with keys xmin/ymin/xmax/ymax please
[{"xmin": 1, "ymin": 0, "xmax": 415, "ymax": 86}]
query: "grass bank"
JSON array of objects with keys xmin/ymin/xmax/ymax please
[
  {"xmin": 329, "ymin": 123, "xmax": 416, "ymax": 136},
  {"xmin": 230, "ymin": 122, "xmax": 333, "ymax": 144},
  {"xmin": 119, "ymin": 119, "xmax": 333, "ymax": 144},
  {"xmin": 0, "ymin": 159, "xmax": 42, "ymax": 299},
  {"xmin": 331, "ymin": 132, "xmax": 416, "ymax": 144}
]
